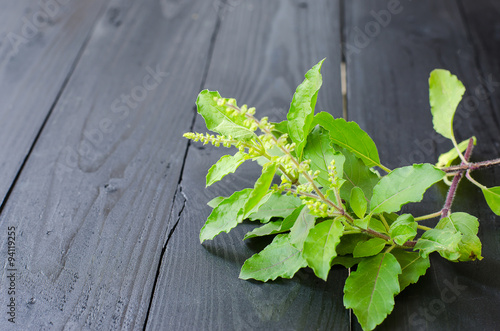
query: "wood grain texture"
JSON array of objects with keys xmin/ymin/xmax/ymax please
[
  {"xmin": 0, "ymin": 0, "xmax": 218, "ymax": 329},
  {"xmin": 0, "ymin": 0, "xmax": 498, "ymax": 330},
  {"xmin": 146, "ymin": 0, "xmax": 349, "ymax": 330},
  {"xmin": 458, "ymin": 0, "xmax": 500, "ymax": 147},
  {"xmin": 345, "ymin": 1, "xmax": 500, "ymax": 330},
  {"xmin": 0, "ymin": 0, "xmax": 109, "ymax": 207}
]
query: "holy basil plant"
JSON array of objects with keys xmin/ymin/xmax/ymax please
[{"xmin": 183, "ymin": 60, "xmax": 500, "ymax": 331}]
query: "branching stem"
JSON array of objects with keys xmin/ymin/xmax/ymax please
[
  {"xmin": 441, "ymin": 157, "xmax": 500, "ymax": 174},
  {"xmin": 441, "ymin": 138, "xmax": 474, "ymax": 219},
  {"xmin": 225, "ymin": 102, "xmax": 435, "ymax": 250},
  {"xmin": 227, "ymin": 103, "xmax": 344, "ymax": 212}
]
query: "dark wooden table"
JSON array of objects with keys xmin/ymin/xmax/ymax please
[{"xmin": 0, "ymin": 1, "xmax": 499, "ymax": 330}]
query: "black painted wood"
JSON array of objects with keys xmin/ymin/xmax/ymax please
[
  {"xmin": 345, "ymin": 1, "xmax": 500, "ymax": 330},
  {"xmin": 146, "ymin": 0, "xmax": 349, "ymax": 330},
  {"xmin": 0, "ymin": 0, "xmax": 108, "ymax": 207},
  {"xmin": 0, "ymin": 0, "xmax": 498, "ymax": 330},
  {"xmin": 0, "ymin": 0, "xmax": 218, "ymax": 329}
]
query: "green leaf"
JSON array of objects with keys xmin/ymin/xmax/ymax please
[
  {"xmin": 339, "ymin": 147, "xmax": 379, "ymax": 203},
  {"xmin": 303, "ymin": 219, "xmax": 344, "ymax": 280},
  {"xmin": 391, "ymin": 249, "xmax": 430, "ymax": 292},
  {"xmin": 354, "ymin": 215, "xmax": 370, "ymax": 230},
  {"xmin": 344, "ymin": 252, "xmax": 402, "ymax": 331},
  {"xmin": 243, "ymin": 220, "xmax": 284, "ymax": 240},
  {"xmin": 303, "ymin": 126, "xmax": 345, "ymax": 189},
  {"xmin": 457, "ymin": 234, "xmax": 483, "ymax": 261},
  {"xmin": 382, "ymin": 212, "xmax": 400, "ymax": 223},
  {"xmin": 272, "ymin": 120, "xmax": 289, "ymax": 136},
  {"xmin": 353, "ymin": 216, "xmax": 388, "ymax": 235},
  {"xmin": 242, "ymin": 162, "xmax": 277, "ymax": 217},
  {"xmin": 196, "ymin": 90, "xmax": 255, "ymax": 140},
  {"xmin": 389, "ymin": 214, "xmax": 417, "ymax": 246},
  {"xmin": 244, "ymin": 205, "xmax": 305, "ymax": 239},
  {"xmin": 429, "ymin": 69, "xmax": 466, "ymax": 140},
  {"xmin": 350, "ymin": 187, "xmax": 368, "ymax": 218},
  {"xmin": 336, "ymin": 233, "xmax": 370, "ymax": 255},
  {"xmin": 353, "ymin": 238, "xmax": 387, "ymax": 258},
  {"xmin": 436, "ymin": 137, "xmax": 476, "ymax": 168},
  {"xmin": 207, "ymin": 196, "xmax": 225, "ymax": 208},
  {"xmin": 370, "ymin": 164, "xmax": 445, "ymax": 214},
  {"xmin": 331, "ymin": 256, "xmax": 362, "ymax": 268},
  {"xmin": 248, "ymin": 193, "xmax": 302, "ymax": 223},
  {"xmin": 414, "ymin": 228, "xmax": 462, "ymax": 261},
  {"xmin": 206, "ymin": 152, "xmax": 247, "ymax": 186},
  {"xmin": 287, "ymin": 59, "xmax": 325, "ymax": 159},
  {"xmin": 239, "ymin": 234, "xmax": 307, "ymax": 281},
  {"xmin": 200, "ymin": 189, "xmax": 251, "ymax": 243},
  {"xmin": 435, "ymin": 212, "xmax": 479, "ymax": 236},
  {"xmin": 369, "ymin": 218, "xmax": 389, "ymax": 235},
  {"xmin": 279, "ymin": 205, "xmax": 307, "ymax": 230},
  {"xmin": 289, "ymin": 206, "xmax": 316, "ymax": 249},
  {"xmin": 482, "ymin": 186, "xmax": 500, "ymax": 216},
  {"xmin": 435, "ymin": 212, "xmax": 482, "ymax": 261},
  {"xmin": 313, "ymin": 112, "xmax": 382, "ymax": 169}
]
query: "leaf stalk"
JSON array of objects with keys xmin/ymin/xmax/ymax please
[{"xmin": 414, "ymin": 211, "xmax": 442, "ymax": 221}]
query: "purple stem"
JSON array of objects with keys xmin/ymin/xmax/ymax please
[
  {"xmin": 440, "ymin": 138, "xmax": 474, "ymax": 219},
  {"xmin": 443, "ymin": 157, "xmax": 500, "ymax": 173}
]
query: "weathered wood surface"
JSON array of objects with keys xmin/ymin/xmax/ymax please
[
  {"xmin": 345, "ymin": 1, "xmax": 500, "ymax": 329},
  {"xmin": 0, "ymin": 0, "xmax": 498, "ymax": 330},
  {"xmin": 145, "ymin": 1, "xmax": 348, "ymax": 330},
  {"xmin": 0, "ymin": 0, "xmax": 109, "ymax": 207},
  {"xmin": 0, "ymin": 0, "xmax": 219, "ymax": 329}
]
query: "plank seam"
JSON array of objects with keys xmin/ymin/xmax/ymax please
[
  {"xmin": 339, "ymin": 0, "xmax": 348, "ymax": 121},
  {"xmin": 142, "ymin": 186, "xmax": 186, "ymax": 329},
  {"xmin": 142, "ymin": 4, "xmax": 224, "ymax": 328},
  {"xmin": 456, "ymin": 1, "xmax": 500, "ymax": 140},
  {"xmin": 0, "ymin": 1, "xmax": 111, "ymax": 214},
  {"xmin": 339, "ymin": 1, "xmax": 353, "ymax": 329}
]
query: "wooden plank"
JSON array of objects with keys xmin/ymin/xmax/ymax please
[
  {"xmin": 0, "ymin": 0, "xmax": 109, "ymax": 207},
  {"xmin": 146, "ymin": 0, "xmax": 349, "ymax": 330},
  {"xmin": 344, "ymin": 1, "xmax": 500, "ymax": 330},
  {"xmin": 458, "ymin": 0, "xmax": 500, "ymax": 139},
  {"xmin": 0, "ymin": 0, "xmax": 218, "ymax": 329}
]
